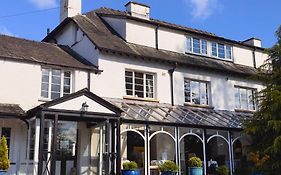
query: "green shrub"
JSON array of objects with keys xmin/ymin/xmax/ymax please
[
  {"xmin": 122, "ymin": 161, "xmax": 138, "ymax": 170},
  {"xmin": 0, "ymin": 136, "xmax": 10, "ymax": 170},
  {"xmin": 188, "ymin": 156, "xmax": 202, "ymax": 167},
  {"xmin": 217, "ymin": 165, "xmax": 229, "ymax": 175},
  {"xmin": 158, "ymin": 160, "xmax": 179, "ymax": 172}
]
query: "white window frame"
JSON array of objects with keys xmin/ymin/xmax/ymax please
[
  {"xmin": 185, "ymin": 36, "xmax": 208, "ymax": 55},
  {"xmin": 184, "ymin": 79, "xmax": 210, "ymax": 106},
  {"xmin": 235, "ymin": 86, "xmax": 257, "ymax": 111},
  {"xmin": 125, "ymin": 70, "xmax": 156, "ymax": 99},
  {"xmin": 211, "ymin": 42, "xmax": 233, "ymax": 60},
  {"xmin": 40, "ymin": 68, "xmax": 73, "ymax": 100}
]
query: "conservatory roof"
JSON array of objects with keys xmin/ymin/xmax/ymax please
[{"xmin": 106, "ymin": 98, "xmax": 252, "ymax": 131}]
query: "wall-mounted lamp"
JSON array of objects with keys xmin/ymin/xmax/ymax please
[{"xmin": 82, "ymin": 102, "xmax": 89, "ymax": 111}]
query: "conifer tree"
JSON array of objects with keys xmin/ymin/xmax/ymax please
[
  {"xmin": 0, "ymin": 136, "xmax": 10, "ymax": 170},
  {"xmin": 245, "ymin": 25, "xmax": 281, "ymax": 172}
]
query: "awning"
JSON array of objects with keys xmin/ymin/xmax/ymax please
[{"xmin": 106, "ymin": 98, "xmax": 252, "ymax": 130}]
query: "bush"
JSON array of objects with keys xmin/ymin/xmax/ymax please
[
  {"xmin": 0, "ymin": 136, "xmax": 10, "ymax": 170},
  {"xmin": 188, "ymin": 156, "xmax": 202, "ymax": 167},
  {"xmin": 158, "ymin": 160, "xmax": 179, "ymax": 172},
  {"xmin": 122, "ymin": 161, "xmax": 138, "ymax": 170},
  {"xmin": 217, "ymin": 165, "xmax": 229, "ymax": 175}
]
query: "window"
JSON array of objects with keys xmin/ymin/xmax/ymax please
[
  {"xmin": 212, "ymin": 42, "xmax": 232, "ymax": 60},
  {"xmin": 125, "ymin": 70, "xmax": 154, "ymax": 99},
  {"xmin": 41, "ymin": 68, "xmax": 72, "ymax": 100},
  {"xmin": 186, "ymin": 36, "xmax": 208, "ymax": 55},
  {"xmin": 235, "ymin": 86, "xmax": 256, "ymax": 110},
  {"xmin": 1, "ymin": 128, "xmax": 11, "ymax": 157},
  {"xmin": 184, "ymin": 79, "xmax": 209, "ymax": 105}
]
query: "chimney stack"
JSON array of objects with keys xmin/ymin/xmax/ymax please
[
  {"xmin": 60, "ymin": 0, "xmax": 81, "ymax": 22},
  {"xmin": 125, "ymin": 2, "xmax": 150, "ymax": 20},
  {"xmin": 242, "ymin": 38, "xmax": 262, "ymax": 47}
]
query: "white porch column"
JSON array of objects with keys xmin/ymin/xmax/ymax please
[{"xmin": 33, "ymin": 118, "xmax": 41, "ymax": 175}]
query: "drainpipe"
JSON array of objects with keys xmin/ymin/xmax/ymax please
[
  {"xmin": 155, "ymin": 24, "xmax": 159, "ymax": 49},
  {"xmin": 87, "ymin": 70, "xmax": 91, "ymax": 90},
  {"xmin": 252, "ymin": 48, "xmax": 257, "ymax": 68},
  {"xmin": 168, "ymin": 63, "xmax": 178, "ymax": 106}
]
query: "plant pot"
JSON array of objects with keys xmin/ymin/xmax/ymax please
[
  {"xmin": 160, "ymin": 171, "xmax": 176, "ymax": 175},
  {"xmin": 0, "ymin": 170, "xmax": 7, "ymax": 175},
  {"xmin": 121, "ymin": 170, "xmax": 141, "ymax": 175},
  {"xmin": 188, "ymin": 167, "xmax": 203, "ymax": 175}
]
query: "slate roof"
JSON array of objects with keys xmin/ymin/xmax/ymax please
[
  {"xmin": 43, "ymin": 8, "xmax": 261, "ymax": 76},
  {"xmin": 0, "ymin": 35, "xmax": 98, "ymax": 71},
  {"xmin": 0, "ymin": 103, "xmax": 25, "ymax": 116}
]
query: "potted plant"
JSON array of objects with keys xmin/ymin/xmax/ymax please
[
  {"xmin": 0, "ymin": 136, "xmax": 10, "ymax": 175},
  {"xmin": 188, "ymin": 156, "xmax": 203, "ymax": 175},
  {"xmin": 158, "ymin": 160, "xmax": 179, "ymax": 175},
  {"xmin": 121, "ymin": 161, "xmax": 141, "ymax": 175},
  {"xmin": 216, "ymin": 165, "xmax": 229, "ymax": 175}
]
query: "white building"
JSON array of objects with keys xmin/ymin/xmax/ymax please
[{"xmin": 0, "ymin": 1, "xmax": 268, "ymax": 175}]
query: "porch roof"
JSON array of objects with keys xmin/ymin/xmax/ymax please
[
  {"xmin": 0, "ymin": 103, "xmax": 25, "ymax": 117},
  {"xmin": 106, "ymin": 98, "xmax": 253, "ymax": 131}
]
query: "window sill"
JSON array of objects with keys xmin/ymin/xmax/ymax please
[
  {"xmin": 234, "ymin": 108, "xmax": 255, "ymax": 113},
  {"xmin": 38, "ymin": 98, "xmax": 51, "ymax": 103},
  {"xmin": 184, "ymin": 103, "xmax": 214, "ymax": 109},
  {"xmin": 123, "ymin": 96, "xmax": 159, "ymax": 103}
]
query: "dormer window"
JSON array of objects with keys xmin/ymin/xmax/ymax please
[
  {"xmin": 186, "ymin": 36, "xmax": 208, "ymax": 55},
  {"xmin": 212, "ymin": 42, "xmax": 232, "ymax": 60}
]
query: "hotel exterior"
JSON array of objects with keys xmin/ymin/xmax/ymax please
[{"xmin": 0, "ymin": 1, "xmax": 268, "ymax": 175}]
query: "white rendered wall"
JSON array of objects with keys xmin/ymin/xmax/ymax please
[
  {"xmin": 55, "ymin": 23, "xmax": 100, "ymax": 66},
  {"xmin": 232, "ymin": 46, "xmax": 254, "ymax": 67},
  {"xmin": 158, "ymin": 28, "xmax": 186, "ymax": 53},
  {"xmin": 94, "ymin": 53, "xmax": 263, "ymax": 111},
  {"xmin": 126, "ymin": 20, "xmax": 156, "ymax": 48},
  {"xmin": 0, "ymin": 59, "xmax": 88, "ymax": 111},
  {"xmin": 255, "ymin": 51, "xmax": 268, "ymax": 68},
  {"xmin": 103, "ymin": 17, "xmax": 126, "ymax": 40}
]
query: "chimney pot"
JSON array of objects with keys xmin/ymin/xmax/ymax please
[{"xmin": 242, "ymin": 37, "xmax": 262, "ymax": 47}]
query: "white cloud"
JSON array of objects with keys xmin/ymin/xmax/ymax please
[
  {"xmin": 28, "ymin": 0, "xmax": 57, "ymax": 9},
  {"xmin": 0, "ymin": 26, "xmax": 14, "ymax": 36},
  {"xmin": 185, "ymin": 0, "xmax": 222, "ymax": 19}
]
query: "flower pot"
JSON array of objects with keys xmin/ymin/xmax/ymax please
[
  {"xmin": 160, "ymin": 171, "xmax": 176, "ymax": 175},
  {"xmin": 188, "ymin": 167, "xmax": 203, "ymax": 175},
  {"xmin": 121, "ymin": 170, "xmax": 141, "ymax": 175},
  {"xmin": 0, "ymin": 170, "xmax": 7, "ymax": 175}
]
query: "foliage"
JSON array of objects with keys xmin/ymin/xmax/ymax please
[
  {"xmin": 122, "ymin": 161, "xmax": 138, "ymax": 170},
  {"xmin": 216, "ymin": 165, "xmax": 229, "ymax": 175},
  {"xmin": 244, "ymin": 25, "xmax": 281, "ymax": 172},
  {"xmin": 0, "ymin": 136, "xmax": 10, "ymax": 170},
  {"xmin": 248, "ymin": 152, "xmax": 270, "ymax": 172},
  {"xmin": 187, "ymin": 156, "xmax": 202, "ymax": 167},
  {"xmin": 158, "ymin": 160, "xmax": 179, "ymax": 172}
]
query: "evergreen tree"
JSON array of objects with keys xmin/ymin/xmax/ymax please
[
  {"xmin": 0, "ymin": 136, "xmax": 10, "ymax": 170},
  {"xmin": 245, "ymin": 25, "xmax": 281, "ymax": 172}
]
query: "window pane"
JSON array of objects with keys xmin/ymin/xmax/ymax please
[
  {"xmin": 235, "ymin": 88, "xmax": 240, "ymax": 109},
  {"xmin": 226, "ymin": 45, "xmax": 232, "ymax": 59},
  {"xmin": 240, "ymin": 89, "xmax": 248, "ymax": 109},
  {"xmin": 201, "ymin": 40, "xmax": 207, "ymax": 54},
  {"xmin": 218, "ymin": 44, "xmax": 225, "ymax": 58},
  {"xmin": 41, "ymin": 91, "xmax": 48, "ymax": 98},
  {"xmin": 193, "ymin": 38, "xmax": 200, "ymax": 54},
  {"xmin": 200, "ymin": 82, "xmax": 208, "ymax": 105},
  {"xmin": 184, "ymin": 80, "xmax": 191, "ymax": 102},
  {"xmin": 212, "ymin": 42, "xmax": 217, "ymax": 56},
  {"xmin": 125, "ymin": 71, "xmax": 133, "ymax": 96},
  {"xmin": 186, "ymin": 36, "xmax": 192, "ymax": 52},
  {"xmin": 52, "ymin": 69, "xmax": 61, "ymax": 76},
  {"xmin": 248, "ymin": 89, "xmax": 255, "ymax": 110},
  {"xmin": 63, "ymin": 71, "xmax": 71, "ymax": 95},
  {"xmin": 42, "ymin": 75, "xmax": 49, "ymax": 83},
  {"xmin": 191, "ymin": 81, "xmax": 200, "ymax": 104},
  {"xmin": 41, "ymin": 69, "xmax": 49, "ymax": 98},
  {"xmin": 51, "ymin": 92, "xmax": 60, "ymax": 100},
  {"xmin": 52, "ymin": 76, "xmax": 61, "ymax": 84},
  {"xmin": 51, "ymin": 84, "xmax": 61, "ymax": 92},
  {"xmin": 51, "ymin": 70, "xmax": 61, "ymax": 99}
]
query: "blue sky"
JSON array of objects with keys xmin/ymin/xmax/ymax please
[{"xmin": 0, "ymin": 0, "xmax": 280, "ymax": 48}]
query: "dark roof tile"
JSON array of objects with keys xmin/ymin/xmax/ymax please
[{"xmin": 0, "ymin": 103, "xmax": 25, "ymax": 116}]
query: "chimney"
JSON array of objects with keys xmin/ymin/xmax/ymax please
[
  {"xmin": 242, "ymin": 38, "xmax": 262, "ymax": 47},
  {"xmin": 125, "ymin": 1, "xmax": 150, "ymax": 20},
  {"xmin": 60, "ymin": 0, "xmax": 81, "ymax": 22}
]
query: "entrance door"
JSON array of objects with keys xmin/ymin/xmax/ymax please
[
  {"xmin": 90, "ymin": 121, "xmax": 112, "ymax": 175},
  {"xmin": 55, "ymin": 121, "xmax": 77, "ymax": 175}
]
